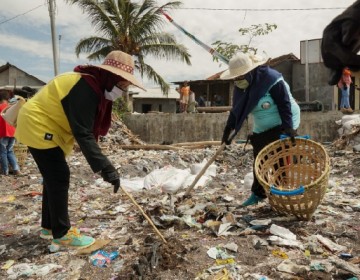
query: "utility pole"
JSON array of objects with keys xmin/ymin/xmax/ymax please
[{"xmin": 48, "ymin": 0, "xmax": 59, "ymax": 76}]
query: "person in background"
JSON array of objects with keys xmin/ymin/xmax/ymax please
[
  {"xmin": 198, "ymin": 94, "xmax": 206, "ymax": 107},
  {"xmin": 187, "ymin": 90, "xmax": 197, "ymax": 113},
  {"xmin": 220, "ymin": 52, "xmax": 300, "ymax": 207},
  {"xmin": 214, "ymin": 94, "xmax": 224, "ymax": 106},
  {"xmin": 0, "ymin": 90, "xmax": 21, "ymax": 176},
  {"xmin": 14, "ymin": 86, "xmax": 37, "ymax": 99},
  {"xmin": 337, "ymin": 67, "xmax": 353, "ymax": 114},
  {"xmin": 15, "ymin": 51, "xmax": 145, "ymax": 249},
  {"xmin": 321, "ymin": 0, "xmax": 360, "ymax": 85},
  {"xmin": 180, "ymin": 81, "xmax": 190, "ymax": 113}
]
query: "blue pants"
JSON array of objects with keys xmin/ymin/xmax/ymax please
[
  {"xmin": 340, "ymin": 87, "xmax": 350, "ymax": 109},
  {"xmin": 0, "ymin": 137, "xmax": 20, "ymax": 175}
]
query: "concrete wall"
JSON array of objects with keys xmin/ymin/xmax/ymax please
[
  {"xmin": 292, "ymin": 62, "xmax": 334, "ymax": 111},
  {"xmin": 122, "ymin": 111, "xmax": 344, "ymax": 144},
  {"xmin": 133, "ymin": 98, "xmax": 177, "ymax": 113}
]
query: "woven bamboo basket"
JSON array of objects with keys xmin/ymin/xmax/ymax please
[
  {"xmin": 14, "ymin": 143, "xmax": 28, "ymax": 168},
  {"xmin": 254, "ymin": 137, "xmax": 330, "ymax": 221}
]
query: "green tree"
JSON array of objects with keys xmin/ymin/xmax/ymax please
[
  {"xmin": 212, "ymin": 23, "xmax": 277, "ymax": 62},
  {"xmin": 65, "ymin": 0, "xmax": 191, "ymax": 94}
]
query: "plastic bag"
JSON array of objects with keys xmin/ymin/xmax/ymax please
[
  {"xmin": 1, "ymin": 96, "xmax": 26, "ymax": 127},
  {"xmin": 143, "ymin": 166, "xmax": 177, "ymax": 190},
  {"xmin": 161, "ymin": 168, "xmax": 191, "ymax": 193},
  {"xmin": 244, "ymin": 172, "xmax": 254, "ymax": 189},
  {"xmin": 89, "ymin": 250, "xmax": 119, "ymax": 267},
  {"xmin": 190, "ymin": 160, "xmax": 217, "ymax": 177},
  {"xmin": 182, "ymin": 174, "xmax": 211, "ymax": 189}
]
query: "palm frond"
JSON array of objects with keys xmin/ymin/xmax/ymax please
[
  {"xmin": 75, "ymin": 36, "xmax": 112, "ymax": 58},
  {"xmin": 65, "ymin": 0, "xmax": 192, "ymax": 91}
]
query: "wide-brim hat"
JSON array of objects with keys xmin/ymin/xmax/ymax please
[
  {"xmin": 220, "ymin": 53, "xmax": 267, "ymax": 80},
  {"xmin": 96, "ymin": 51, "xmax": 146, "ymax": 91}
]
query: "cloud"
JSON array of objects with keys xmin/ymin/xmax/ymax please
[{"xmin": 0, "ymin": 0, "xmax": 356, "ymax": 85}]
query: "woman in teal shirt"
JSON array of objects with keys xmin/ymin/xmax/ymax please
[{"xmin": 220, "ymin": 52, "xmax": 300, "ymax": 207}]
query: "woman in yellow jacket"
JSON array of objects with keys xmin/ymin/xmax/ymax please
[{"xmin": 16, "ymin": 51, "xmax": 144, "ymax": 248}]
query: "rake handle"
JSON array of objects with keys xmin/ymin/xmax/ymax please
[{"xmin": 183, "ymin": 143, "xmax": 226, "ymax": 198}]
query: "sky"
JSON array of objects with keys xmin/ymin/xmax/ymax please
[{"xmin": 0, "ymin": 0, "xmax": 356, "ymax": 88}]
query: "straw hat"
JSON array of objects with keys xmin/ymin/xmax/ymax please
[
  {"xmin": 97, "ymin": 51, "xmax": 145, "ymax": 91},
  {"xmin": 220, "ymin": 53, "xmax": 267, "ymax": 80}
]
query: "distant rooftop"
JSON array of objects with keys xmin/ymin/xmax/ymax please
[{"xmin": 131, "ymin": 87, "xmax": 180, "ymax": 99}]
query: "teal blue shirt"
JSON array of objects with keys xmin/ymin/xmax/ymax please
[{"xmin": 251, "ymin": 78, "xmax": 300, "ymax": 133}]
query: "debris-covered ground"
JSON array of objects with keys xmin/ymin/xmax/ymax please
[{"xmin": 1, "ymin": 120, "xmax": 360, "ymax": 280}]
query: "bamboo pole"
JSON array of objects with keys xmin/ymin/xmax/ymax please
[
  {"xmin": 121, "ymin": 186, "xmax": 167, "ymax": 244},
  {"xmin": 118, "ymin": 144, "xmax": 182, "ymax": 151},
  {"xmin": 172, "ymin": 141, "xmax": 221, "ymax": 147}
]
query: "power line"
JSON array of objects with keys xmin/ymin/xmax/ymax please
[
  {"xmin": 0, "ymin": 4, "xmax": 45, "ymax": 25},
  {"xmin": 0, "ymin": 4, "xmax": 347, "ymax": 26},
  {"xmin": 177, "ymin": 7, "xmax": 347, "ymax": 11}
]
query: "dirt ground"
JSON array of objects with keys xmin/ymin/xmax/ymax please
[{"xmin": 0, "ymin": 140, "xmax": 360, "ymax": 280}]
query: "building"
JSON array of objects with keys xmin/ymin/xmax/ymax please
[
  {"xmin": 131, "ymin": 87, "xmax": 180, "ymax": 113},
  {"xmin": 0, "ymin": 63, "xmax": 45, "ymax": 92},
  {"xmin": 175, "ymin": 40, "xmax": 360, "ymax": 112},
  {"xmin": 173, "ymin": 53, "xmax": 300, "ymax": 111}
]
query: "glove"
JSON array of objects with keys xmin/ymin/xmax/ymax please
[
  {"xmin": 283, "ymin": 127, "xmax": 298, "ymax": 145},
  {"xmin": 221, "ymin": 125, "xmax": 233, "ymax": 145},
  {"xmin": 101, "ymin": 164, "xmax": 120, "ymax": 193},
  {"xmin": 321, "ymin": 2, "xmax": 360, "ymax": 85}
]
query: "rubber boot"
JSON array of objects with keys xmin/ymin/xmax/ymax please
[{"xmin": 241, "ymin": 193, "xmax": 265, "ymax": 207}]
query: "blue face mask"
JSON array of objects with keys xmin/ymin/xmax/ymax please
[{"xmin": 104, "ymin": 86, "xmax": 125, "ymax": 101}]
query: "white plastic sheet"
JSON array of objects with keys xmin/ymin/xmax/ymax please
[{"xmin": 190, "ymin": 159, "xmax": 217, "ymax": 177}]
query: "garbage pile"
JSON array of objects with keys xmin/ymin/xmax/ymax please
[
  {"xmin": 0, "ymin": 120, "xmax": 360, "ymax": 280},
  {"xmin": 334, "ymin": 114, "xmax": 360, "ymax": 151}
]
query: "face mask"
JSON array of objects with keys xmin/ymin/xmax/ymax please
[
  {"xmin": 104, "ymin": 86, "xmax": 125, "ymax": 101},
  {"xmin": 234, "ymin": 79, "xmax": 249, "ymax": 89}
]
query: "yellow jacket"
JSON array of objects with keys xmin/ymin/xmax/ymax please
[{"xmin": 16, "ymin": 72, "xmax": 112, "ymax": 172}]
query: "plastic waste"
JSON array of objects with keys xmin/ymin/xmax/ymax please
[
  {"xmin": 190, "ymin": 160, "xmax": 217, "ymax": 177},
  {"xmin": 89, "ymin": 250, "xmax": 119, "ymax": 267},
  {"xmin": 243, "ymin": 172, "xmax": 253, "ymax": 189},
  {"xmin": 270, "ymin": 224, "xmax": 297, "ymax": 240}
]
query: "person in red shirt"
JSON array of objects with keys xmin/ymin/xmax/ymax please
[
  {"xmin": 337, "ymin": 67, "xmax": 353, "ymax": 114},
  {"xmin": 0, "ymin": 89, "xmax": 21, "ymax": 175}
]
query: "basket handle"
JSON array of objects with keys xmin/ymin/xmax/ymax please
[
  {"xmin": 279, "ymin": 134, "xmax": 311, "ymax": 140},
  {"xmin": 270, "ymin": 185, "xmax": 305, "ymax": 196}
]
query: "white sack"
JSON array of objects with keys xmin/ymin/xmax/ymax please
[
  {"xmin": 143, "ymin": 166, "xmax": 177, "ymax": 190},
  {"xmin": 161, "ymin": 169, "xmax": 191, "ymax": 194},
  {"xmin": 190, "ymin": 159, "xmax": 217, "ymax": 177},
  {"xmin": 182, "ymin": 174, "xmax": 211, "ymax": 190},
  {"xmin": 120, "ymin": 177, "xmax": 145, "ymax": 192}
]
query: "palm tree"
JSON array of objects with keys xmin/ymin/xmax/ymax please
[{"xmin": 65, "ymin": 0, "xmax": 191, "ymax": 94}]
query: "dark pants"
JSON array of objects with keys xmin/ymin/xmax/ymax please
[
  {"xmin": 28, "ymin": 147, "xmax": 70, "ymax": 239},
  {"xmin": 249, "ymin": 126, "xmax": 283, "ymax": 198}
]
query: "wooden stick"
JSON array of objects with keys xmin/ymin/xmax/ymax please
[
  {"xmin": 183, "ymin": 142, "xmax": 226, "ymax": 198},
  {"xmin": 121, "ymin": 186, "xmax": 167, "ymax": 244},
  {"xmin": 172, "ymin": 141, "xmax": 221, "ymax": 147},
  {"xmin": 118, "ymin": 144, "xmax": 182, "ymax": 151}
]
